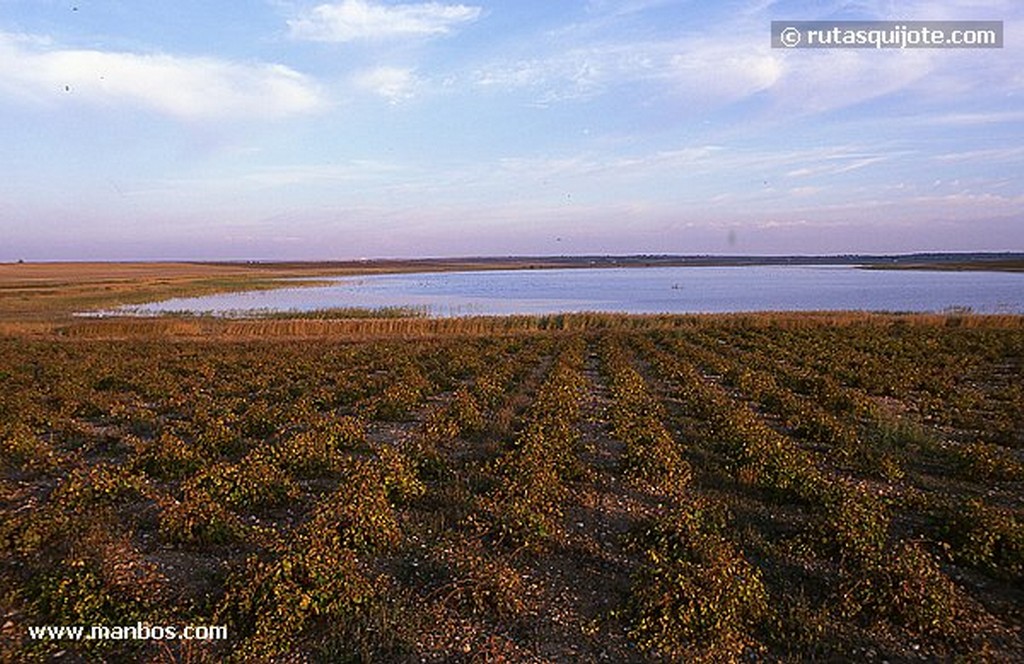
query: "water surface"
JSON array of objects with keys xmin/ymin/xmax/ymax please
[{"xmin": 104, "ymin": 266, "xmax": 1024, "ymax": 317}]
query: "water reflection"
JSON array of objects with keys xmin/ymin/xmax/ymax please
[{"xmin": 107, "ymin": 266, "xmax": 1024, "ymax": 317}]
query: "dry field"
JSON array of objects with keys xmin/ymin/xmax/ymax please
[
  {"xmin": 1, "ymin": 306, "xmax": 1023, "ymax": 662},
  {"xmin": 0, "ymin": 261, "xmax": 367, "ymax": 326}
]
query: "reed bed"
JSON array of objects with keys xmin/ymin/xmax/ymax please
[{"xmin": 6, "ymin": 310, "xmax": 1019, "ymax": 341}]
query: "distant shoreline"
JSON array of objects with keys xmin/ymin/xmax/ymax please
[
  {"xmin": 6, "ymin": 252, "xmax": 1024, "ymax": 273},
  {"xmin": 196, "ymin": 252, "xmax": 1024, "ymax": 273}
]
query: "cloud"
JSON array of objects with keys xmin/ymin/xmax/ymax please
[
  {"xmin": 668, "ymin": 41, "xmax": 781, "ymax": 104},
  {"xmin": 473, "ymin": 33, "xmax": 783, "ymax": 108},
  {"xmin": 469, "ymin": 0, "xmax": 1022, "ymax": 117},
  {"xmin": 933, "ymin": 146, "xmax": 1024, "ymax": 163},
  {"xmin": 784, "ymin": 151, "xmax": 893, "ymax": 178},
  {"xmin": 496, "ymin": 146, "xmax": 726, "ymax": 181},
  {"xmin": 922, "ymin": 111, "xmax": 1024, "ymax": 126},
  {"xmin": 0, "ymin": 33, "xmax": 325, "ymax": 120},
  {"xmin": 353, "ymin": 66, "xmax": 419, "ymax": 102},
  {"xmin": 288, "ymin": 0, "xmax": 481, "ymax": 42},
  {"xmin": 585, "ymin": 0, "xmax": 675, "ymax": 16},
  {"xmin": 473, "ymin": 42, "xmax": 663, "ymax": 104}
]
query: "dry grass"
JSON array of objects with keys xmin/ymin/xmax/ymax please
[
  {"xmin": 0, "ymin": 262, "xmax": 282, "ymax": 323},
  {"xmin": 1, "ymin": 311, "xmax": 1015, "ymax": 342},
  {"xmin": 0, "ymin": 312, "xmax": 1015, "ymax": 342}
]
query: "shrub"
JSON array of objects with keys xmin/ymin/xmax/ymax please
[
  {"xmin": 376, "ymin": 445, "xmax": 426, "ymax": 504},
  {"xmin": 490, "ymin": 452, "xmax": 566, "ymax": 546},
  {"xmin": 841, "ymin": 541, "xmax": 965, "ymax": 638},
  {"xmin": 942, "ymin": 500, "xmax": 1024, "ymax": 580},
  {"xmin": 158, "ymin": 492, "xmax": 244, "ymax": 547},
  {"xmin": 50, "ymin": 463, "xmax": 149, "ymax": 511},
  {"xmin": 422, "ymin": 407, "xmax": 460, "ymax": 445},
  {"xmin": 0, "ymin": 423, "xmax": 58, "ymax": 472},
  {"xmin": 486, "ymin": 342, "xmax": 586, "ymax": 547},
  {"xmin": 432, "ymin": 538, "xmax": 526, "ymax": 618},
  {"xmin": 451, "ymin": 387, "xmax": 484, "ymax": 434},
  {"xmin": 184, "ymin": 456, "xmax": 298, "ymax": 512},
  {"xmin": 130, "ymin": 431, "xmax": 203, "ymax": 480},
  {"xmin": 273, "ymin": 430, "xmax": 343, "ymax": 476},
  {"xmin": 818, "ymin": 490, "xmax": 890, "ymax": 567},
  {"xmin": 193, "ymin": 411, "xmax": 248, "ymax": 458},
  {"xmin": 28, "ymin": 522, "xmax": 165, "ymax": 630},
  {"xmin": 600, "ymin": 338, "xmax": 691, "ymax": 497},
  {"xmin": 218, "ymin": 543, "xmax": 406, "ymax": 661},
  {"xmin": 239, "ymin": 400, "xmax": 282, "ymax": 439},
  {"xmin": 370, "ymin": 366, "xmax": 430, "ymax": 420},
  {"xmin": 628, "ymin": 497, "xmax": 769, "ymax": 661},
  {"xmin": 948, "ymin": 440, "xmax": 1023, "ymax": 482},
  {"xmin": 319, "ymin": 415, "xmax": 368, "ymax": 451},
  {"xmin": 307, "ymin": 460, "xmax": 401, "ymax": 552}
]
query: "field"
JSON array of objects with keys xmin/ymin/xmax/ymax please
[
  {"xmin": 0, "ymin": 261, "xmax": 428, "ymax": 326},
  {"xmin": 2, "ymin": 310, "xmax": 1023, "ymax": 662}
]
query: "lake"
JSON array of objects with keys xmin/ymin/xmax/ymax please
[{"xmin": 103, "ymin": 266, "xmax": 1024, "ymax": 318}]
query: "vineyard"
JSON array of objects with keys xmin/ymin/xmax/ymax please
[{"xmin": 1, "ymin": 314, "xmax": 1023, "ymax": 661}]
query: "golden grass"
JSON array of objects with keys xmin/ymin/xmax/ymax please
[
  {"xmin": 0, "ymin": 310, "xmax": 1014, "ymax": 342},
  {"xmin": 0, "ymin": 262, "xmax": 274, "ymax": 323}
]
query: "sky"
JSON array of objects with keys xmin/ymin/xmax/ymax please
[{"xmin": 1, "ymin": 0, "xmax": 1022, "ymax": 260}]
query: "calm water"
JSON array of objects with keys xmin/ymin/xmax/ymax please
[{"xmin": 110, "ymin": 266, "xmax": 1024, "ymax": 317}]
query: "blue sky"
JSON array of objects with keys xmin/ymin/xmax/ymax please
[{"xmin": 1, "ymin": 1, "xmax": 1021, "ymax": 260}]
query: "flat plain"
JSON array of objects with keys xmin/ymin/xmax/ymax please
[{"xmin": 1, "ymin": 262, "xmax": 1022, "ymax": 662}]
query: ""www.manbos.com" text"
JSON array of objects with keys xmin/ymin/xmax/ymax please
[{"xmin": 27, "ymin": 622, "xmax": 228, "ymax": 641}]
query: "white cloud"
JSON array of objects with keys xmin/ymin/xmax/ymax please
[
  {"xmin": 922, "ymin": 111, "xmax": 1024, "ymax": 126},
  {"xmin": 933, "ymin": 146, "xmax": 1024, "ymax": 163},
  {"xmin": 353, "ymin": 66, "xmax": 420, "ymax": 103},
  {"xmin": 764, "ymin": 48, "xmax": 936, "ymax": 115},
  {"xmin": 0, "ymin": 33, "xmax": 325, "ymax": 120},
  {"xmin": 474, "ymin": 42, "xmax": 659, "ymax": 104},
  {"xmin": 470, "ymin": 1, "xmax": 1022, "ymax": 117},
  {"xmin": 668, "ymin": 41, "xmax": 781, "ymax": 104},
  {"xmin": 784, "ymin": 152, "xmax": 893, "ymax": 178},
  {"xmin": 134, "ymin": 160, "xmax": 406, "ymax": 195},
  {"xmin": 492, "ymin": 146, "xmax": 728, "ymax": 184},
  {"xmin": 789, "ymin": 186, "xmax": 823, "ymax": 197},
  {"xmin": 473, "ymin": 35, "xmax": 783, "ymax": 108},
  {"xmin": 288, "ymin": 0, "xmax": 481, "ymax": 42}
]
